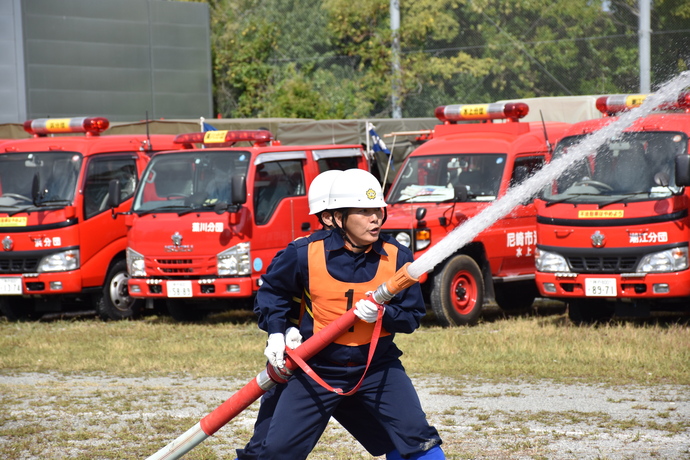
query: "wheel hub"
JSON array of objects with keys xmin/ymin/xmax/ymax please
[{"xmin": 455, "ymin": 284, "xmax": 467, "ymax": 301}]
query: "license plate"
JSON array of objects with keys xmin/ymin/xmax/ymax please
[
  {"xmin": 0, "ymin": 277, "xmax": 23, "ymax": 295},
  {"xmin": 167, "ymin": 280, "xmax": 193, "ymax": 298},
  {"xmin": 585, "ymin": 278, "xmax": 617, "ymax": 297}
]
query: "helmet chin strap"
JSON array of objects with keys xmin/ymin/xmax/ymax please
[
  {"xmin": 343, "ymin": 234, "xmax": 368, "ymax": 250},
  {"xmin": 334, "ymin": 209, "xmax": 369, "ymax": 251}
]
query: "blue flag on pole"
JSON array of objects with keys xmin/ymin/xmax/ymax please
[
  {"xmin": 367, "ymin": 123, "xmax": 390, "ymax": 155},
  {"xmin": 200, "ymin": 117, "xmax": 217, "ymax": 132},
  {"xmin": 367, "ymin": 122, "xmax": 394, "ymax": 171}
]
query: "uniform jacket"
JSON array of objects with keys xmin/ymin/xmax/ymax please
[{"xmin": 254, "ymin": 229, "xmax": 425, "ymax": 366}]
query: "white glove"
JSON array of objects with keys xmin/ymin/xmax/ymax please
[
  {"xmin": 285, "ymin": 326, "xmax": 303, "ymax": 350},
  {"xmin": 354, "ymin": 298, "xmax": 383, "ymax": 323},
  {"xmin": 264, "ymin": 333, "xmax": 286, "ymax": 368}
]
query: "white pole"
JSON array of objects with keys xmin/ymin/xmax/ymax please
[
  {"xmin": 390, "ymin": 0, "xmax": 402, "ymax": 118},
  {"xmin": 638, "ymin": 0, "xmax": 651, "ymax": 93}
]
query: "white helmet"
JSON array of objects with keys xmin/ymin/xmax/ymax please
[
  {"xmin": 328, "ymin": 168, "xmax": 387, "ymax": 209},
  {"xmin": 308, "ymin": 170, "xmax": 343, "ymax": 215}
]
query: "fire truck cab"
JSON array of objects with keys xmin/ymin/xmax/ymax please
[
  {"xmin": 125, "ymin": 129, "xmax": 368, "ymax": 321},
  {"xmin": 383, "ymin": 102, "xmax": 571, "ymax": 326},
  {"xmin": 535, "ymin": 93, "xmax": 690, "ymax": 324},
  {"xmin": 0, "ymin": 117, "xmax": 182, "ymax": 320}
]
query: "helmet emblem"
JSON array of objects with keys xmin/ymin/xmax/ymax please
[
  {"xmin": 171, "ymin": 232, "xmax": 183, "ymax": 246},
  {"xmin": 2, "ymin": 236, "xmax": 13, "ymax": 251},
  {"xmin": 590, "ymin": 230, "xmax": 606, "ymax": 248},
  {"xmin": 366, "ymin": 188, "xmax": 377, "ymax": 200}
]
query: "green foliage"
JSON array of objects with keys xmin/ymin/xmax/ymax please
[{"xmin": 191, "ymin": 0, "xmax": 689, "ymax": 118}]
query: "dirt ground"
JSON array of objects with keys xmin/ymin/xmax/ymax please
[{"xmin": 1, "ymin": 372, "xmax": 688, "ymax": 459}]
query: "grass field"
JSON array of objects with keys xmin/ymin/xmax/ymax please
[
  {"xmin": 1, "ymin": 303, "xmax": 689, "ymax": 459},
  {"xmin": 2, "ymin": 304, "xmax": 688, "ymax": 385}
]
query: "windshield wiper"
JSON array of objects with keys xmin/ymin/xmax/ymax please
[
  {"xmin": 544, "ymin": 193, "xmax": 602, "ymax": 207},
  {"xmin": 178, "ymin": 206, "xmax": 212, "ymax": 216},
  {"xmin": 178, "ymin": 200, "xmax": 233, "ymax": 216},
  {"xmin": 6, "ymin": 206, "xmax": 34, "ymax": 216},
  {"xmin": 597, "ymin": 193, "xmax": 642, "ymax": 208},
  {"xmin": 392, "ymin": 193, "xmax": 450, "ymax": 204},
  {"xmin": 135, "ymin": 205, "xmax": 192, "ymax": 217},
  {"xmin": 34, "ymin": 199, "xmax": 72, "ymax": 207}
]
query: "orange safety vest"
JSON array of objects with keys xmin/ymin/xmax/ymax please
[{"xmin": 307, "ymin": 239, "xmax": 396, "ymax": 346}]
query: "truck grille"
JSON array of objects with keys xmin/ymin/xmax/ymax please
[
  {"xmin": 567, "ymin": 255, "xmax": 639, "ymax": 273},
  {"xmin": 156, "ymin": 258, "xmax": 194, "ymax": 274},
  {"xmin": 0, "ymin": 256, "xmax": 40, "ymax": 274},
  {"xmin": 151, "ymin": 257, "xmax": 211, "ymax": 275}
]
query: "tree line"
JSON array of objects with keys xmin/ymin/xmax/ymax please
[{"xmin": 182, "ymin": 0, "xmax": 690, "ymax": 119}]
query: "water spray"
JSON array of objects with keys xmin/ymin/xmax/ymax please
[
  {"xmin": 407, "ymin": 71, "xmax": 690, "ymax": 280},
  {"xmin": 146, "ymin": 71, "xmax": 690, "ymax": 459}
]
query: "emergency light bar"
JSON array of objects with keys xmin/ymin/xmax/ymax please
[
  {"xmin": 596, "ymin": 93, "xmax": 690, "ymax": 116},
  {"xmin": 595, "ymin": 94, "xmax": 649, "ymax": 115},
  {"xmin": 435, "ymin": 102, "xmax": 529, "ymax": 123},
  {"xmin": 23, "ymin": 117, "xmax": 110, "ymax": 136},
  {"xmin": 174, "ymin": 130, "xmax": 273, "ymax": 147}
]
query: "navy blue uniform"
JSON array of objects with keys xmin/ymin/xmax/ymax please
[
  {"xmin": 237, "ymin": 231, "xmax": 396, "ymax": 459},
  {"xmin": 254, "ymin": 230, "xmax": 442, "ymax": 459}
]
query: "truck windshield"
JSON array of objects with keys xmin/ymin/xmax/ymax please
[
  {"xmin": 132, "ymin": 151, "xmax": 250, "ymax": 213},
  {"xmin": 543, "ymin": 132, "xmax": 687, "ymax": 204},
  {"xmin": 387, "ymin": 154, "xmax": 506, "ymax": 203},
  {"xmin": 0, "ymin": 152, "xmax": 82, "ymax": 208}
]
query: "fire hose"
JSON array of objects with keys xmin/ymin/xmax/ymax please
[
  {"xmin": 146, "ymin": 73, "xmax": 690, "ymax": 459},
  {"xmin": 146, "ymin": 263, "xmax": 419, "ymax": 460}
]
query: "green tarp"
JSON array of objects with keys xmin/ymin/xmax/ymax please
[
  {"xmin": 276, "ymin": 118, "xmax": 439, "ymax": 182},
  {"xmin": 0, "ymin": 124, "xmax": 30, "ymax": 139},
  {"xmin": 107, "ymin": 118, "xmax": 312, "ymax": 136}
]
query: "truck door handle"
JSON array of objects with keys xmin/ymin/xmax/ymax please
[{"xmin": 301, "ymin": 222, "xmax": 311, "ymax": 232}]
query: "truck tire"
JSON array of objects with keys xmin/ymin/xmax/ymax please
[
  {"xmin": 430, "ymin": 255, "xmax": 484, "ymax": 327},
  {"xmin": 97, "ymin": 260, "xmax": 142, "ymax": 321},
  {"xmin": 495, "ymin": 282, "xmax": 538, "ymax": 314},
  {"xmin": 0, "ymin": 297, "xmax": 39, "ymax": 321},
  {"xmin": 567, "ymin": 299, "xmax": 614, "ymax": 325},
  {"xmin": 166, "ymin": 298, "xmax": 205, "ymax": 322}
]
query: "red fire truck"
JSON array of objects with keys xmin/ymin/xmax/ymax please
[
  {"xmin": 535, "ymin": 93, "xmax": 690, "ymax": 324},
  {"xmin": 0, "ymin": 117, "xmax": 183, "ymax": 320},
  {"xmin": 124, "ymin": 130, "xmax": 369, "ymax": 321},
  {"xmin": 382, "ymin": 102, "xmax": 571, "ymax": 326}
]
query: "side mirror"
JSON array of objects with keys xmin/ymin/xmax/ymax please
[
  {"xmin": 674, "ymin": 155, "xmax": 690, "ymax": 186},
  {"xmin": 106, "ymin": 179, "xmax": 122, "ymax": 209},
  {"xmin": 415, "ymin": 207, "xmax": 427, "ymax": 221},
  {"xmin": 231, "ymin": 174, "xmax": 247, "ymax": 205}
]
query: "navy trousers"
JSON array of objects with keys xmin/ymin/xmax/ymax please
[
  {"xmin": 257, "ymin": 358, "xmax": 442, "ymax": 460},
  {"xmin": 236, "ymin": 381, "xmax": 396, "ymax": 458}
]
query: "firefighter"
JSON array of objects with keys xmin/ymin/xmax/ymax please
[
  {"xmin": 255, "ymin": 169, "xmax": 444, "ymax": 459},
  {"xmin": 236, "ymin": 169, "xmax": 399, "ymax": 459}
]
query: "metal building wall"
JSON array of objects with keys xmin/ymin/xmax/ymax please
[
  {"xmin": 7, "ymin": 0, "xmax": 211, "ymax": 123},
  {"xmin": 0, "ymin": 0, "xmax": 26, "ymax": 124}
]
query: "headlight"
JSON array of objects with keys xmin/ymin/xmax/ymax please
[
  {"xmin": 415, "ymin": 229, "xmax": 431, "ymax": 251},
  {"xmin": 637, "ymin": 246, "xmax": 688, "ymax": 273},
  {"xmin": 37, "ymin": 249, "xmax": 80, "ymax": 272},
  {"xmin": 395, "ymin": 232, "xmax": 411, "ymax": 248},
  {"xmin": 126, "ymin": 248, "xmax": 146, "ymax": 277},
  {"xmin": 218, "ymin": 242, "xmax": 251, "ymax": 276},
  {"xmin": 534, "ymin": 248, "xmax": 570, "ymax": 272}
]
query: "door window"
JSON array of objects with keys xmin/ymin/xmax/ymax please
[
  {"xmin": 84, "ymin": 157, "xmax": 137, "ymax": 219},
  {"xmin": 253, "ymin": 160, "xmax": 304, "ymax": 225}
]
